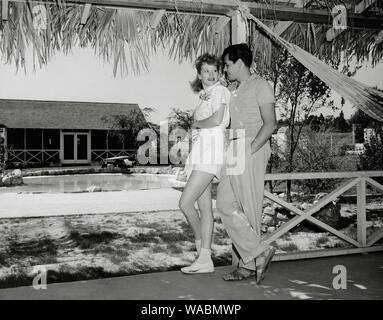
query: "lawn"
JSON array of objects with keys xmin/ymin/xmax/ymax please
[{"xmin": 0, "ymin": 201, "xmax": 382, "ymax": 289}]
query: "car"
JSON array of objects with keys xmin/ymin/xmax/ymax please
[{"xmin": 101, "ymin": 155, "xmax": 136, "ymax": 168}]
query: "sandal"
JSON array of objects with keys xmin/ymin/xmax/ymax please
[
  {"xmin": 256, "ymin": 247, "xmax": 276, "ymax": 284},
  {"xmin": 222, "ymin": 267, "xmax": 256, "ymax": 281}
]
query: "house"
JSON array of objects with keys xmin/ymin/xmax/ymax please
[{"xmin": 0, "ymin": 99, "xmax": 146, "ymax": 167}]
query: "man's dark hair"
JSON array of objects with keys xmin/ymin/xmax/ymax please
[{"xmin": 222, "ymin": 43, "xmax": 253, "ymax": 68}]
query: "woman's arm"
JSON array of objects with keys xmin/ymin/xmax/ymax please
[
  {"xmin": 193, "ymin": 104, "xmax": 226, "ymax": 129},
  {"xmin": 250, "ymin": 102, "xmax": 277, "ymax": 154}
]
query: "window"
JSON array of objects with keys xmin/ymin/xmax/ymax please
[
  {"xmin": 26, "ymin": 129, "xmax": 43, "ymax": 149},
  {"xmin": 7, "ymin": 128, "xmax": 24, "ymax": 149},
  {"xmin": 43, "ymin": 129, "xmax": 60, "ymax": 149},
  {"xmin": 91, "ymin": 130, "xmax": 107, "ymax": 149},
  {"xmin": 107, "ymin": 131, "xmax": 123, "ymax": 149}
]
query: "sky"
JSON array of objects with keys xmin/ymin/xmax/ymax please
[
  {"xmin": 1, "ymin": 46, "xmax": 382, "ymax": 124},
  {"xmin": 0, "ymin": 47, "xmax": 198, "ymax": 125}
]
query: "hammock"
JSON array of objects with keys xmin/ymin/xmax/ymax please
[{"xmin": 235, "ymin": 3, "xmax": 383, "ymax": 122}]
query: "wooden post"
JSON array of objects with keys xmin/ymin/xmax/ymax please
[
  {"xmin": 2, "ymin": 0, "xmax": 8, "ymax": 21},
  {"xmin": 3, "ymin": 128, "xmax": 8, "ymax": 162},
  {"xmin": 357, "ymin": 178, "xmax": 367, "ymax": 246},
  {"xmin": 231, "ymin": 10, "xmax": 248, "ymax": 45},
  {"xmin": 24, "ymin": 128, "xmax": 26, "ymax": 163},
  {"xmin": 42, "ymin": 129, "xmax": 44, "ymax": 163},
  {"xmin": 80, "ymin": 3, "xmax": 92, "ymax": 25}
]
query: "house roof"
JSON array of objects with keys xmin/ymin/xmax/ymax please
[{"xmin": 0, "ymin": 99, "xmax": 144, "ymax": 130}]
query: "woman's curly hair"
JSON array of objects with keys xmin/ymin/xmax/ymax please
[{"xmin": 190, "ymin": 53, "xmax": 221, "ymax": 94}]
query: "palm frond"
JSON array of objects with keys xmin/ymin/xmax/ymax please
[{"xmin": 0, "ymin": 1, "xmax": 230, "ymax": 76}]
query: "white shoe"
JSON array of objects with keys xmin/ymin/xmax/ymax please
[{"xmin": 181, "ymin": 260, "xmax": 214, "ymax": 274}]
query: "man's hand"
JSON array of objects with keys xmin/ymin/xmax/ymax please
[{"xmin": 250, "ymin": 140, "xmax": 258, "ymax": 154}]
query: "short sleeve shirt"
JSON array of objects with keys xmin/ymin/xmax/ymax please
[
  {"xmin": 229, "ymin": 75, "xmax": 275, "ymax": 138},
  {"xmin": 194, "ymin": 83, "xmax": 231, "ymax": 128}
]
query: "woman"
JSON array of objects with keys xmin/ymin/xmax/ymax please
[{"xmin": 179, "ymin": 53, "xmax": 230, "ymax": 274}]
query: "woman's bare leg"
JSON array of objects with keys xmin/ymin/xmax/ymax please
[
  {"xmin": 179, "ymin": 170, "xmax": 215, "ymax": 241},
  {"xmin": 197, "ymin": 182, "xmax": 213, "ymax": 250}
]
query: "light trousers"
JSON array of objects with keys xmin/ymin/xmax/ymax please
[{"xmin": 216, "ymin": 137, "xmax": 271, "ymax": 270}]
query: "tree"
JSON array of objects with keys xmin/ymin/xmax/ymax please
[
  {"xmin": 167, "ymin": 107, "xmax": 194, "ymax": 132},
  {"xmin": 333, "ymin": 110, "xmax": 350, "ymax": 132},
  {"xmin": 353, "ymin": 88, "xmax": 383, "ymax": 177},
  {"xmin": 0, "ymin": 136, "xmax": 5, "ymax": 174},
  {"xmin": 141, "ymin": 107, "xmax": 157, "ymax": 129},
  {"xmin": 101, "ymin": 108, "xmax": 150, "ymax": 150},
  {"xmin": 259, "ymin": 50, "xmax": 337, "ymax": 201}
]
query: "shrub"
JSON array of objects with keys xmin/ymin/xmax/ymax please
[
  {"xmin": 358, "ymin": 135, "xmax": 383, "ymax": 171},
  {"xmin": 292, "ymin": 129, "xmax": 339, "ymax": 194},
  {"xmin": 358, "ymin": 134, "xmax": 383, "ymax": 184}
]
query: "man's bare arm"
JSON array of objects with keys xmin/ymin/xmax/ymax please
[
  {"xmin": 250, "ymin": 102, "xmax": 277, "ymax": 154},
  {"xmin": 193, "ymin": 105, "xmax": 226, "ymax": 129}
]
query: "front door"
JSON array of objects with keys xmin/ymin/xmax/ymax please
[{"xmin": 61, "ymin": 132, "xmax": 90, "ymax": 164}]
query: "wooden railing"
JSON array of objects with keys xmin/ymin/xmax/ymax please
[
  {"xmin": 91, "ymin": 149, "xmax": 136, "ymax": 161},
  {"xmin": 8, "ymin": 149, "xmax": 60, "ymax": 163},
  {"xmin": 241, "ymin": 171, "xmax": 383, "ymax": 262}
]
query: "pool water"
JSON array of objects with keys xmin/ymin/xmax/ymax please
[{"xmin": 0, "ymin": 174, "xmax": 178, "ymax": 194}]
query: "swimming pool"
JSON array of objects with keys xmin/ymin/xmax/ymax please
[{"xmin": 0, "ymin": 173, "xmax": 181, "ymax": 194}]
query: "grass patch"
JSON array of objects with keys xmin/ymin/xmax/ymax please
[
  {"xmin": 278, "ymin": 242, "xmax": 299, "ymax": 252},
  {"xmin": 159, "ymin": 232, "xmax": 191, "ymax": 243},
  {"xmin": 8, "ymin": 238, "xmax": 57, "ymax": 257},
  {"xmin": 315, "ymin": 236, "xmax": 329, "ymax": 246},
  {"xmin": 128, "ymin": 231, "xmax": 160, "ymax": 243},
  {"xmin": 0, "ymin": 252, "xmax": 9, "ymax": 267},
  {"xmin": 166, "ymin": 243, "xmax": 184, "ymax": 255},
  {"xmin": 0, "ymin": 270, "xmax": 31, "ymax": 289},
  {"xmin": 133, "ymin": 221, "xmax": 165, "ymax": 230},
  {"xmin": 69, "ymin": 230, "xmax": 119, "ymax": 249},
  {"xmin": 151, "ymin": 244, "xmax": 166, "ymax": 254}
]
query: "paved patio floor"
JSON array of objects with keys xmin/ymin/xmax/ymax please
[
  {"xmin": 0, "ymin": 188, "xmax": 189, "ymax": 218},
  {"xmin": 0, "ymin": 252, "xmax": 382, "ymax": 300}
]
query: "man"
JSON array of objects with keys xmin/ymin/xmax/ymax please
[{"xmin": 216, "ymin": 43, "xmax": 277, "ymax": 283}]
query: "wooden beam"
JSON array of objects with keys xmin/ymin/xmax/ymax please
[
  {"xmin": 6, "ymin": 0, "xmax": 383, "ymax": 30},
  {"xmin": 265, "ymin": 191, "xmax": 361, "ymax": 247},
  {"xmin": 274, "ymin": 0, "xmax": 312, "ymax": 7},
  {"xmin": 149, "ymin": 9, "xmax": 165, "ymax": 29},
  {"xmin": 263, "ymin": 177, "xmax": 361, "ymax": 246},
  {"xmin": 357, "ymin": 178, "xmax": 367, "ymax": 246},
  {"xmin": 274, "ymin": 0, "xmax": 310, "ymax": 38},
  {"xmin": 365, "ymin": 177, "xmax": 383, "ymax": 193},
  {"xmin": 294, "ymin": 0, "xmax": 313, "ymax": 8},
  {"xmin": 231, "ymin": 10, "xmax": 248, "ymax": 44},
  {"xmin": 264, "ymin": 170, "xmax": 383, "ymax": 181},
  {"xmin": 2, "ymin": 0, "xmax": 8, "ymax": 21},
  {"xmin": 80, "ymin": 3, "xmax": 92, "ymax": 25},
  {"xmin": 355, "ymin": 0, "xmax": 376, "ymax": 14},
  {"xmin": 272, "ymin": 245, "xmax": 383, "ymax": 261}
]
